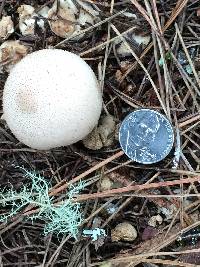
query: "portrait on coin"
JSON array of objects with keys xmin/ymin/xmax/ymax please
[{"xmin": 124, "ymin": 111, "xmax": 160, "ymax": 163}]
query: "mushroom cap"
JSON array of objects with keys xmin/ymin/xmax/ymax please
[{"xmin": 3, "ymin": 49, "xmax": 102, "ymax": 149}]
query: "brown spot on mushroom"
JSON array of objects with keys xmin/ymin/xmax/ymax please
[{"xmin": 16, "ymin": 89, "xmax": 37, "ymax": 113}]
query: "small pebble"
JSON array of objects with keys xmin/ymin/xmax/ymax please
[
  {"xmin": 99, "ymin": 176, "xmax": 113, "ymax": 191},
  {"xmin": 83, "ymin": 114, "xmax": 116, "ymax": 150},
  {"xmin": 111, "ymin": 222, "xmax": 137, "ymax": 242},
  {"xmin": 148, "ymin": 214, "xmax": 163, "ymax": 227},
  {"xmin": 100, "ymin": 262, "xmax": 112, "ymax": 267}
]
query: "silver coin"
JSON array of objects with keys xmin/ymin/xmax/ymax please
[{"xmin": 119, "ymin": 109, "xmax": 174, "ymax": 164}]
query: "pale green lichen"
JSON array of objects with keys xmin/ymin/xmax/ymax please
[{"xmin": 0, "ymin": 166, "xmax": 85, "ymax": 238}]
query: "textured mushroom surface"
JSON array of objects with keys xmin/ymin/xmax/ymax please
[{"xmin": 3, "ymin": 49, "xmax": 102, "ymax": 149}]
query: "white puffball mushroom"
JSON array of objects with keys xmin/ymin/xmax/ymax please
[{"xmin": 2, "ymin": 49, "xmax": 102, "ymax": 150}]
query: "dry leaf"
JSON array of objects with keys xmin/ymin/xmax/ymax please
[
  {"xmin": 0, "ymin": 16, "xmax": 14, "ymax": 41},
  {"xmin": 113, "ymin": 29, "xmax": 151, "ymax": 57},
  {"xmin": 0, "ymin": 40, "xmax": 29, "ymax": 72},
  {"xmin": 48, "ymin": 0, "xmax": 99, "ymax": 39},
  {"xmin": 142, "ymin": 226, "xmax": 158, "ymax": 241},
  {"xmin": 48, "ymin": 1, "xmax": 76, "ymax": 38},
  {"xmin": 17, "ymin": 5, "xmax": 46, "ymax": 35}
]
